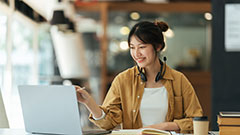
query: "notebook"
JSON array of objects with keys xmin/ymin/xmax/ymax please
[{"xmin": 18, "ymin": 85, "xmax": 111, "ymax": 135}]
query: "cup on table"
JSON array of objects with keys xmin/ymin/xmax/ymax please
[{"xmin": 193, "ymin": 116, "xmax": 209, "ymax": 135}]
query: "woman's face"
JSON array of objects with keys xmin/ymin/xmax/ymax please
[{"xmin": 129, "ymin": 35, "xmax": 157, "ymax": 68}]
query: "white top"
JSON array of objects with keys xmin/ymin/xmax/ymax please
[{"xmin": 140, "ymin": 87, "xmax": 168, "ymax": 127}]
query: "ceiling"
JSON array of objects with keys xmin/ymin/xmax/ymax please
[
  {"xmin": 0, "ymin": 0, "xmax": 211, "ymax": 33},
  {"xmin": 22, "ymin": 0, "xmax": 57, "ymax": 21},
  {"xmin": 15, "ymin": 0, "xmax": 210, "ymax": 22}
]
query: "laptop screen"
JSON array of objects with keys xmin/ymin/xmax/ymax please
[{"xmin": 18, "ymin": 85, "xmax": 82, "ymax": 135}]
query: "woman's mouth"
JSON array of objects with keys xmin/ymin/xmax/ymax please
[{"xmin": 136, "ymin": 58, "xmax": 145, "ymax": 63}]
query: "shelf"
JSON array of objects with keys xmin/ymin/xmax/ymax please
[{"xmin": 75, "ymin": 1, "xmax": 211, "ymax": 13}]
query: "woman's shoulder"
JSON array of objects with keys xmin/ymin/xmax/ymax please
[
  {"xmin": 115, "ymin": 66, "xmax": 137, "ymax": 80},
  {"xmin": 169, "ymin": 67, "xmax": 184, "ymax": 76},
  {"xmin": 167, "ymin": 66, "xmax": 191, "ymax": 85},
  {"xmin": 165, "ymin": 65, "xmax": 185, "ymax": 80}
]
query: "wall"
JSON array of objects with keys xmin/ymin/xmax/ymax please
[{"xmin": 211, "ymin": 0, "xmax": 240, "ymax": 130}]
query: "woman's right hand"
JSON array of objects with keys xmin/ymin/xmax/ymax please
[
  {"xmin": 75, "ymin": 85, "xmax": 91, "ymax": 104},
  {"xmin": 75, "ymin": 85, "xmax": 103, "ymax": 118}
]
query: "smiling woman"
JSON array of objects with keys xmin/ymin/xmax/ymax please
[{"xmin": 75, "ymin": 20, "xmax": 203, "ymax": 132}]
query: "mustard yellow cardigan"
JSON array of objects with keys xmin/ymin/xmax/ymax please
[{"xmin": 89, "ymin": 65, "xmax": 203, "ymax": 131}]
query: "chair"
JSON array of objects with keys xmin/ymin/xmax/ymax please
[{"xmin": 0, "ymin": 89, "xmax": 9, "ymax": 128}]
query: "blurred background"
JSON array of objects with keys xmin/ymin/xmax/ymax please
[{"xmin": 0, "ymin": 0, "xmax": 238, "ymax": 131}]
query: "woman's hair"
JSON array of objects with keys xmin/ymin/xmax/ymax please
[{"xmin": 128, "ymin": 21, "xmax": 169, "ymax": 51}]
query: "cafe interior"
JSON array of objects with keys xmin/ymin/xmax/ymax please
[{"xmin": 1, "ymin": 0, "xmax": 239, "ymax": 132}]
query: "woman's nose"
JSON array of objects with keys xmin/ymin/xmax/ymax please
[{"xmin": 135, "ymin": 48, "xmax": 141, "ymax": 57}]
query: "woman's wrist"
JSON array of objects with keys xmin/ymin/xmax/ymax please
[
  {"xmin": 84, "ymin": 96, "xmax": 102, "ymax": 118},
  {"xmin": 164, "ymin": 122, "xmax": 180, "ymax": 131},
  {"xmin": 92, "ymin": 109, "xmax": 106, "ymax": 120}
]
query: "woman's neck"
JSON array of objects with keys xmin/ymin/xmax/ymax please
[
  {"xmin": 144, "ymin": 60, "xmax": 164, "ymax": 88},
  {"xmin": 144, "ymin": 58, "xmax": 161, "ymax": 80}
]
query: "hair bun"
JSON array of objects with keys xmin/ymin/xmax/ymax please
[{"xmin": 155, "ymin": 21, "xmax": 169, "ymax": 32}]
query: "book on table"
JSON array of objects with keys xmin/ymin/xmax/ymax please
[
  {"xmin": 217, "ymin": 115, "xmax": 240, "ymax": 126},
  {"xmin": 218, "ymin": 112, "xmax": 240, "ymax": 135},
  {"xmin": 219, "ymin": 111, "xmax": 240, "ymax": 117},
  {"xmin": 219, "ymin": 126, "xmax": 240, "ymax": 135},
  {"xmin": 111, "ymin": 128, "xmax": 172, "ymax": 135}
]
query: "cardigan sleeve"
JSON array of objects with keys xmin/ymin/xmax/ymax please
[
  {"xmin": 89, "ymin": 75, "xmax": 123, "ymax": 130},
  {"xmin": 173, "ymin": 73, "xmax": 203, "ymax": 131}
]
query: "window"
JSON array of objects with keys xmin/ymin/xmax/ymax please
[
  {"xmin": 0, "ymin": 12, "xmax": 7, "ymax": 90},
  {"xmin": 38, "ymin": 24, "xmax": 54, "ymax": 84},
  {"xmin": 10, "ymin": 19, "xmax": 35, "ymax": 127},
  {"xmin": 0, "ymin": 12, "xmax": 54, "ymax": 128}
]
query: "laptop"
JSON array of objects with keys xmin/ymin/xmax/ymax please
[{"xmin": 18, "ymin": 85, "xmax": 111, "ymax": 135}]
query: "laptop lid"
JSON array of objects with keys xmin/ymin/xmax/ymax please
[{"xmin": 18, "ymin": 85, "xmax": 82, "ymax": 135}]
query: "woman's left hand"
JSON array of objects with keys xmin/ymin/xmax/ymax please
[{"xmin": 143, "ymin": 122, "xmax": 180, "ymax": 131}]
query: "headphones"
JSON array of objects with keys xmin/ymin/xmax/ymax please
[{"xmin": 137, "ymin": 57, "xmax": 167, "ymax": 82}]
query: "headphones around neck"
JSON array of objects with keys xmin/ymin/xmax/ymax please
[{"xmin": 137, "ymin": 57, "xmax": 167, "ymax": 82}]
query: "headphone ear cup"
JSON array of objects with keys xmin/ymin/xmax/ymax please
[
  {"xmin": 140, "ymin": 72, "xmax": 147, "ymax": 82},
  {"xmin": 155, "ymin": 72, "xmax": 162, "ymax": 82},
  {"xmin": 137, "ymin": 66, "xmax": 147, "ymax": 82}
]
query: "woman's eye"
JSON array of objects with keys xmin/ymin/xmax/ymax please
[{"xmin": 140, "ymin": 46, "xmax": 146, "ymax": 48}]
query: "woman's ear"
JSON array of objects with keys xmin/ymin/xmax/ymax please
[{"xmin": 156, "ymin": 44, "xmax": 162, "ymax": 51}]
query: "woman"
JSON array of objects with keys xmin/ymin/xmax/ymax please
[{"xmin": 76, "ymin": 21, "xmax": 203, "ymax": 131}]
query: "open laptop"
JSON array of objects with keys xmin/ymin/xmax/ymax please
[{"xmin": 18, "ymin": 85, "xmax": 111, "ymax": 135}]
